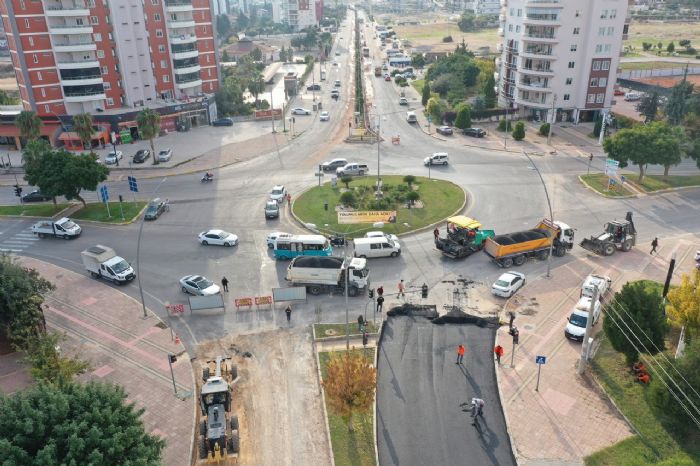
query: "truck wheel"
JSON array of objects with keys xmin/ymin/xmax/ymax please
[
  {"xmin": 501, "ymin": 258, "xmax": 513, "ymax": 268},
  {"xmin": 513, "ymin": 255, "xmax": 526, "ymax": 266},
  {"xmin": 62, "ymin": 234, "xmax": 69, "ymax": 240},
  {"xmin": 554, "ymin": 246, "xmax": 566, "ymax": 257},
  {"xmin": 200, "ymin": 420, "xmax": 207, "ymax": 436},
  {"xmin": 198, "ymin": 437, "xmax": 208, "ymax": 459},
  {"xmin": 622, "ymin": 240, "xmax": 632, "ymax": 252},
  {"xmin": 309, "ymin": 285, "xmax": 322, "ymax": 295},
  {"xmin": 229, "ymin": 431, "xmax": 240, "ymax": 454},
  {"xmin": 230, "ymin": 415, "xmax": 239, "ymax": 431},
  {"xmin": 537, "ymin": 249, "xmax": 550, "ymax": 260},
  {"xmin": 348, "ymin": 286, "xmax": 359, "ymax": 297},
  {"xmin": 359, "ymin": 255, "xmax": 367, "ymax": 259},
  {"xmin": 603, "ymin": 243, "xmax": 616, "ymax": 256}
]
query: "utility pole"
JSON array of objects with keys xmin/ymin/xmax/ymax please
[
  {"xmin": 522, "ymin": 151, "xmax": 554, "ymax": 278},
  {"xmin": 547, "ymin": 93, "xmax": 557, "ymax": 146},
  {"xmin": 270, "ymin": 91, "xmax": 276, "ymax": 133},
  {"xmin": 376, "ymin": 115, "xmax": 381, "ymax": 195},
  {"xmin": 578, "ymin": 287, "xmax": 599, "ymax": 375}
]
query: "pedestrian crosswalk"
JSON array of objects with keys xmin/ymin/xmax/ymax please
[{"xmin": 0, "ymin": 229, "xmax": 39, "ymax": 253}]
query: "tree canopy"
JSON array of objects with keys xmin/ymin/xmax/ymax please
[
  {"xmin": 664, "ymin": 80, "xmax": 694, "ymax": 125},
  {"xmin": 136, "ymin": 108, "xmax": 161, "ymax": 165},
  {"xmin": 23, "ymin": 140, "xmax": 108, "ymax": 206},
  {"xmin": 636, "ymin": 90, "xmax": 661, "ymax": 123},
  {"xmin": 0, "ymin": 382, "xmax": 164, "ymax": 465},
  {"xmin": 322, "ymin": 351, "xmax": 376, "ymax": 431},
  {"xmin": 15, "ymin": 111, "xmax": 42, "ymax": 143},
  {"xmin": 72, "ymin": 113, "xmax": 95, "ymax": 152},
  {"xmin": 602, "ymin": 121, "xmax": 685, "ymax": 180},
  {"xmin": 666, "ymin": 269, "xmax": 700, "ymax": 339}
]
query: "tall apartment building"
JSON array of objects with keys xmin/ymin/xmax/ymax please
[
  {"xmin": 496, "ymin": 0, "xmax": 631, "ymax": 123},
  {"xmin": 467, "ymin": 0, "xmax": 502, "ymax": 16},
  {"xmin": 0, "ymin": 0, "xmax": 220, "ymax": 118},
  {"xmin": 271, "ymin": 0, "xmax": 323, "ymax": 31}
]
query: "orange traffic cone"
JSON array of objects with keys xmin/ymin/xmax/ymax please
[{"xmin": 174, "ymin": 334, "xmax": 181, "ymax": 345}]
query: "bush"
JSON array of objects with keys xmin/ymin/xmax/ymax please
[
  {"xmin": 443, "ymin": 111, "xmax": 457, "ymax": 125},
  {"xmin": 512, "ymin": 121, "xmax": 525, "ymax": 141},
  {"xmin": 454, "ymin": 104, "xmax": 472, "ymax": 129},
  {"xmin": 403, "ymin": 175, "xmax": 416, "ymax": 187},
  {"xmin": 497, "ymin": 118, "xmax": 512, "ymax": 132},
  {"xmin": 687, "ymin": 47, "xmax": 697, "ymax": 55},
  {"xmin": 339, "ymin": 191, "xmax": 356, "ymax": 206},
  {"xmin": 442, "ymin": 36, "xmax": 453, "ymax": 43},
  {"xmin": 340, "ymin": 175, "xmax": 353, "ymax": 189},
  {"xmin": 538, "ymin": 122, "xmax": 550, "ymax": 136}
]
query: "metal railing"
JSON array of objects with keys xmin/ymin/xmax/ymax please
[
  {"xmin": 64, "ymin": 90, "xmax": 105, "ymax": 97},
  {"xmin": 523, "ymin": 48, "xmax": 552, "ymax": 56},
  {"xmin": 61, "ymin": 74, "xmax": 101, "ymax": 81}
]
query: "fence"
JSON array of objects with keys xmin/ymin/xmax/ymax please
[{"xmin": 618, "ymin": 66, "xmax": 700, "ymax": 80}]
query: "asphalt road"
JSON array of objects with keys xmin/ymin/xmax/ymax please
[{"xmin": 377, "ymin": 314, "xmax": 515, "ymax": 466}]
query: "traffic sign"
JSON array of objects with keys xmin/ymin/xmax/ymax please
[
  {"xmin": 99, "ymin": 185, "xmax": 109, "ymax": 203},
  {"xmin": 535, "ymin": 355, "xmax": 547, "ymax": 364},
  {"xmin": 535, "ymin": 355, "xmax": 546, "ymax": 391},
  {"xmin": 605, "ymin": 159, "xmax": 619, "ymax": 177},
  {"xmin": 128, "ymin": 176, "xmax": 138, "ymax": 193}
]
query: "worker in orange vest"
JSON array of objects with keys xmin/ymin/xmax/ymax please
[
  {"xmin": 456, "ymin": 344, "xmax": 465, "ymax": 365},
  {"xmin": 494, "ymin": 345, "xmax": 504, "ymax": 365}
]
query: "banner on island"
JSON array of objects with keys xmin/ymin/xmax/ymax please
[{"xmin": 337, "ymin": 211, "xmax": 397, "ymax": 224}]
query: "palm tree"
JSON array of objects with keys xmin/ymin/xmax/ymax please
[
  {"xmin": 15, "ymin": 111, "xmax": 42, "ymax": 148},
  {"xmin": 248, "ymin": 75, "xmax": 266, "ymax": 109},
  {"xmin": 72, "ymin": 113, "xmax": 94, "ymax": 152},
  {"xmin": 136, "ymin": 108, "xmax": 161, "ymax": 165}
]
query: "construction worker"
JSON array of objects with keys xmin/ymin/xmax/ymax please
[
  {"xmin": 398, "ymin": 279, "xmax": 405, "ymax": 298},
  {"xmin": 376, "ymin": 295, "xmax": 384, "ymax": 313},
  {"xmin": 471, "ymin": 398, "xmax": 485, "ymax": 425},
  {"xmin": 494, "ymin": 345, "xmax": 504, "ymax": 364},
  {"xmin": 456, "ymin": 344, "xmax": 465, "ymax": 364}
]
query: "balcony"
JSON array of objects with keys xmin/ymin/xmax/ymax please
[
  {"xmin": 61, "ymin": 76, "xmax": 103, "ymax": 86},
  {"xmin": 174, "ymin": 64, "xmax": 201, "ymax": 74},
  {"xmin": 498, "ymin": 28, "xmax": 505, "ymax": 37},
  {"xmin": 57, "ymin": 59, "xmax": 100, "ymax": 70},
  {"xmin": 504, "ymin": 60, "xmax": 518, "ymax": 70},
  {"xmin": 168, "ymin": 20, "xmax": 196, "ymax": 29},
  {"xmin": 165, "ymin": 0, "xmax": 193, "ymax": 12},
  {"xmin": 496, "ymin": 43, "xmax": 503, "ymax": 53},
  {"xmin": 521, "ymin": 47, "xmax": 554, "ymax": 58},
  {"xmin": 170, "ymin": 34, "xmax": 197, "ymax": 44},
  {"xmin": 53, "ymin": 40, "xmax": 96, "ymax": 52},
  {"xmin": 515, "ymin": 95, "xmax": 550, "ymax": 108},
  {"xmin": 176, "ymin": 78, "xmax": 202, "ymax": 89},
  {"xmin": 45, "ymin": 6, "xmax": 90, "ymax": 17},
  {"xmin": 171, "ymin": 49, "xmax": 199, "ymax": 60},
  {"xmin": 523, "ymin": 14, "xmax": 560, "ymax": 26},
  {"xmin": 48, "ymin": 24, "xmax": 93, "ymax": 35},
  {"xmin": 520, "ymin": 65, "xmax": 553, "ymax": 76},
  {"xmin": 64, "ymin": 91, "xmax": 107, "ymax": 102},
  {"xmin": 518, "ymin": 79, "xmax": 552, "ymax": 91}
]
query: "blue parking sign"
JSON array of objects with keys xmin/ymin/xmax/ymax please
[{"xmin": 535, "ymin": 355, "xmax": 547, "ymax": 365}]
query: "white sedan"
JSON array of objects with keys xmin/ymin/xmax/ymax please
[
  {"xmin": 105, "ymin": 151, "xmax": 123, "ymax": 165},
  {"xmin": 180, "ymin": 275, "xmax": 220, "ymax": 296},
  {"xmin": 266, "ymin": 231, "xmax": 292, "ymax": 248},
  {"xmin": 198, "ymin": 229, "xmax": 239, "ymax": 246},
  {"xmin": 491, "ymin": 271, "xmax": 526, "ymax": 298},
  {"xmin": 291, "ymin": 107, "xmax": 311, "ymax": 115},
  {"xmin": 320, "ymin": 111, "xmax": 330, "ymax": 121}
]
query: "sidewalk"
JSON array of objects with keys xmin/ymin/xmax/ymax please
[
  {"xmin": 496, "ymin": 236, "xmax": 699, "ymax": 464},
  {"xmin": 15, "ymin": 257, "xmax": 196, "ymax": 466}
]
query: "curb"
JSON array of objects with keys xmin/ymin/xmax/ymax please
[{"xmin": 577, "ymin": 175, "xmax": 640, "ymax": 199}]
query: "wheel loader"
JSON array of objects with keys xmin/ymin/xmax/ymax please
[
  {"xmin": 580, "ymin": 212, "xmax": 637, "ymax": 256},
  {"xmin": 197, "ymin": 356, "xmax": 239, "ymax": 462}
]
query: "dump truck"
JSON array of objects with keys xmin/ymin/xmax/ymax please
[
  {"xmin": 285, "ymin": 256, "xmax": 369, "ymax": 296},
  {"xmin": 483, "ymin": 219, "xmax": 575, "ymax": 267},
  {"xmin": 31, "ymin": 217, "xmax": 81, "ymax": 239},
  {"xmin": 580, "ymin": 211, "xmax": 636, "ymax": 256},
  {"xmin": 434, "ymin": 216, "xmax": 495, "ymax": 259},
  {"xmin": 198, "ymin": 356, "xmax": 239, "ymax": 461},
  {"xmin": 81, "ymin": 245, "xmax": 135, "ymax": 284}
]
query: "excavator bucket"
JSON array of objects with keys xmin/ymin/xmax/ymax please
[{"xmin": 580, "ymin": 237, "xmax": 603, "ymax": 254}]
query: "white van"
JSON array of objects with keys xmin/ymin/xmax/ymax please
[
  {"xmin": 406, "ymin": 111, "xmax": 417, "ymax": 124},
  {"xmin": 354, "ymin": 237, "xmax": 401, "ymax": 258}
]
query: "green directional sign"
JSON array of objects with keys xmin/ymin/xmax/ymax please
[{"xmin": 120, "ymin": 129, "xmax": 132, "ymax": 144}]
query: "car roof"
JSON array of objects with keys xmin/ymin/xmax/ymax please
[
  {"xmin": 499, "ymin": 271, "xmax": 524, "ymax": 280},
  {"xmin": 266, "ymin": 200, "xmax": 278, "ymax": 206},
  {"xmin": 205, "ymin": 229, "xmax": 224, "ymax": 235},
  {"xmin": 272, "ymin": 185, "xmax": 284, "ymax": 190}
]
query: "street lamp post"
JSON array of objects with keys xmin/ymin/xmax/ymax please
[
  {"xmin": 136, "ymin": 177, "xmax": 167, "ymax": 318},
  {"xmin": 547, "ymin": 94, "xmax": 557, "ymax": 146},
  {"xmin": 522, "ymin": 150, "xmax": 554, "ymax": 278}
]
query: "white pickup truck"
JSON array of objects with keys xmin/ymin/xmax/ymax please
[
  {"xmin": 81, "ymin": 245, "xmax": 135, "ymax": 285},
  {"xmin": 31, "ymin": 217, "xmax": 81, "ymax": 239}
]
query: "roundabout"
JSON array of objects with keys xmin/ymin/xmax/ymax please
[{"xmin": 291, "ymin": 175, "xmax": 466, "ymax": 236}]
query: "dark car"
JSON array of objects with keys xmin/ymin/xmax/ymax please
[
  {"xmin": 331, "ymin": 90, "xmax": 340, "ymax": 100},
  {"xmin": 132, "ymin": 149, "xmax": 151, "ymax": 163},
  {"xmin": 22, "ymin": 190, "xmax": 51, "ymax": 202},
  {"xmin": 144, "ymin": 197, "xmax": 168, "ymax": 220},
  {"xmin": 212, "ymin": 118, "xmax": 234, "ymax": 127},
  {"xmin": 436, "ymin": 126, "xmax": 453, "ymax": 136},
  {"xmin": 306, "ymin": 84, "xmax": 321, "ymax": 91},
  {"xmin": 463, "ymin": 127, "xmax": 486, "ymax": 138}
]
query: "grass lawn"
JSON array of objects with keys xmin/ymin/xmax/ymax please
[
  {"xmin": 624, "ymin": 21, "xmax": 700, "ymax": 50},
  {"xmin": 411, "ymin": 78, "xmax": 425, "ymax": 95},
  {"xmin": 580, "ymin": 174, "xmax": 635, "ymax": 197},
  {"xmin": 319, "ymin": 349, "xmax": 377, "ymax": 466},
  {"xmin": 314, "ymin": 321, "xmax": 380, "ymax": 340},
  {"xmin": 71, "ymin": 201, "xmax": 146, "ymax": 223},
  {"xmin": 619, "ymin": 61, "xmax": 691, "ymax": 71},
  {"xmin": 393, "ymin": 23, "xmax": 498, "ymax": 53},
  {"xmin": 588, "ymin": 337, "xmax": 700, "ymax": 465},
  {"xmin": 0, "ymin": 203, "xmax": 71, "ymax": 217},
  {"xmin": 628, "ymin": 174, "xmax": 700, "ymax": 192},
  {"xmin": 294, "ymin": 175, "xmax": 465, "ymax": 236}
]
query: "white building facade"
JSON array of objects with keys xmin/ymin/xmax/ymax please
[
  {"xmin": 468, "ymin": 0, "xmax": 502, "ymax": 16},
  {"xmin": 271, "ymin": 0, "xmax": 320, "ymax": 31},
  {"xmin": 496, "ymin": 0, "xmax": 631, "ymax": 123}
]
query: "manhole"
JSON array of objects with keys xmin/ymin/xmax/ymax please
[
  {"xmin": 325, "ymin": 329, "xmax": 338, "ymax": 336},
  {"xmin": 154, "ymin": 321, "xmax": 168, "ymax": 329},
  {"xmin": 520, "ymin": 307, "xmax": 538, "ymax": 316}
]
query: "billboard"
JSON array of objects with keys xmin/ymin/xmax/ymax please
[{"xmin": 337, "ymin": 211, "xmax": 397, "ymax": 224}]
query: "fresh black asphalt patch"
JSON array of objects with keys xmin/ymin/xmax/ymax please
[{"xmin": 377, "ymin": 306, "xmax": 516, "ymax": 466}]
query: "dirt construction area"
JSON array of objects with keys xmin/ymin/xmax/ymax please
[{"xmin": 196, "ymin": 327, "xmax": 331, "ymax": 466}]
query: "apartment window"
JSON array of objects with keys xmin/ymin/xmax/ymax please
[
  {"xmin": 206, "ymin": 55, "xmax": 211, "ymax": 63},
  {"xmin": 510, "ymin": 7, "xmax": 514, "ymax": 16},
  {"xmin": 156, "ymin": 29, "xmax": 163, "ymax": 37},
  {"xmin": 106, "ymin": 97, "xmax": 114, "ymax": 106},
  {"xmin": 203, "ymin": 26, "xmax": 207, "ymax": 33},
  {"xmin": 160, "ymin": 60, "xmax": 167, "ymax": 68},
  {"xmin": 19, "ymin": 0, "xmax": 26, "ymax": 9},
  {"xmin": 94, "ymin": 33, "xmax": 102, "ymax": 42},
  {"xmin": 102, "ymin": 66, "xmax": 108, "ymax": 75},
  {"xmin": 602, "ymin": 61, "xmax": 610, "ymax": 71},
  {"xmin": 37, "ymin": 71, "xmax": 42, "ymax": 80},
  {"xmin": 111, "ymin": 48, "xmax": 115, "ymax": 56},
  {"xmin": 515, "ymin": 25, "xmax": 520, "ymax": 33},
  {"xmin": 611, "ymin": 9, "xmax": 617, "ymax": 19},
  {"xmin": 32, "ymin": 54, "xmax": 38, "ymax": 63},
  {"xmin": 568, "ymin": 61, "xmax": 575, "ymax": 69},
  {"xmin": 97, "ymin": 50, "xmax": 105, "ymax": 58},
  {"xmin": 208, "ymin": 69, "xmax": 211, "ymax": 76},
  {"xmin": 41, "ymin": 88, "xmax": 46, "ymax": 97},
  {"xmin": 604, "ymin": 44, "xmax": 611, "ymax": 53},
  {"xmin": 587, "ymin": 94, "xmax": 596, "ymax": 103},
  {"xmin": 573, "ymin": 27, "xmax": 580, "ymax": 35},
  {"xmin": 570, "ymin": 44, "xmax": 577, "ymax": 52},
  {"xmin": 596, "ymin": 93, "xmax": 605, "ymax": 103},
  {"xmin": 607, "ymin": 27, "xmax": 614, "ymax": 36},
  {"xmin": 565, "ymin": 78, "xmax": 572, "ymax": 85},
  {"xmin": 601, "ymin": 10, "xmax": 608, "ymax": 19},
  {"xmin": 592, "ymin": 60, "xmax": 601, "ymax": 71},
  {"xmin": 563, "ymin": 94, "xmax": 570, "ymax": 101},
  {"xmin": 44, "ymin": 104, "xmax": 50, "ymax": 113},
  {"xmin": 517, "ymin": 9, "xmax": 522, "ymax": 16},
  {"xmin": 28, "ymin": 36, "xmax": 34, "ymax": 46},
  {"xmin": 598, "ymin": 27, "xmax": 605, "ymax": 36},
  {"xmin": 108, "ymin": 33, "xmax": 113, "ymax": 40},
  {"xmin": 590, "ymin": 77, "xmax": 598, "ymax": 87},
  {"xmin": 158, "ymin": 44, "xmax": 165, "ymax": 52},
  {"xmin": 595, "ymin": 44, "xmax": 603, "ymax": 53},
  {"xmin": 106, "ymin": 15, "xmax": 110, "ymax": 24},
  {"xmin": 575, "ymin": 10, "xmax": 581, "ymax": 17},
  {"xmin": 508, "ymin": 24, "xmax": 513, "ymax": 32},
  {"xmin": 103, "ymin": 82, "xmax": 111, "ymax": 90},
  {"xmin": 88, "ymin": 0, "xmax": 95, "ymax": 6},
  {"xmin": 599, "ymin": 77, "xmax": 607, "ymax": 87},
  {"xmin": 163, "ymin": 75, "xmax": 170, "ymax": 83},
  {"xmin": 154, "ymin": 13, "xmax": 161, "ymax": 21},
  {"xmin": 170, "ymin": 13, "xmax": 177, "ymax": 20},
  {"xmin": 24, "ymin": 19, "xmax": 29, "ymax": 28},
  {"xmin": 90, "ymin": 16, "xmax": 99, "ymax": 25},
  {"xmin": 152, "ymin": 0, "xmax": 159, "ymax": 4}
]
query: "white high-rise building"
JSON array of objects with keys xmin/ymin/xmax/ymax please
[
  {"xmin": 496, "ymin": 0, "xmax": 631, "ymax": 123},
  {"xmin": 271, "ymin": 0, "xmax": 321, "ymax": 31},
  {"xmin": 467, "ymin": 0, "xmax": 502, "ymax": 16}
]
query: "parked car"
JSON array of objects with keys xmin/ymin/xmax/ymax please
[
  {"xmin": 157, "ymin": 148, "xmax": 173, "ymax": 162},
  {"xmin": 613, "ymin": 88, "xmax": 625, "ymax": 96},
  {"xmin": 581, "ymin": 274, "xmax": 612, "ymax": 299},
  {"xmin": 365, "ymin": 231, "xmax": 399, "ymax": 242},
  {"xmin": 212, "ymin": 117, "xmax": 234, "ymax": 127},
  {"xmin": 336, "ymin": 163, "xmax": 369, "ymax": 176},
  {"xmin": 179, "ymin": 275, "xmax": 220, "ymax": 296},
  {"xmin": 332, "ymin": 61, "xmax": 338, "ymax": 66},
  {"xmin": 22, "ymin": 190, "xmax": 51, "ymax": 202},
  {"xmin": 382, "ymin": 64, "xmax": 388, "ymax": 70},
  {"xmin": 265, "ymin": 200, "xmax": 280, "ymax": 219},
  {"xmin": 565, "ymin": 297, "xmax": 602, "ymax": 341},
  {"xmin": 269, "ymin": 185, "xmax": 287, "ymax": 203},
  {"xmin": 132, "ymin": 149, "xmax": 151, "ymax": 163},
  {"xmin": 321, "ymin": 158, "xmax": 348, "ymax": 171},
  {"xmin": 463, "ymin": 127, "xmax": 486, "ymax": 138},
  {"xmin": 105, "ymin": 150, "xmax": 123, "ymax": 165},
  {"xmin": 436, "ymin": 126, "xmax": 453, "ymax": 136},
  {"xmin": 306, "ymin": 83, "xmax": 321, "ymax": 91},
  {"xmin": 198, "ymin": 229, "xmax": 239, "ymax": 246},
  {"xmin": 399, "ymin": 97, "xmax": 408, "ymax": 105},
  {"xmin": 144, "ymin": 198, "xmax": 168, "ymax": 220},
  {"xmin": 624, "ymin": 92, "xmax": 642, "ymax": 101},
  {"xmin": 491, "ymin": 271, "xmax": 526, "ymax": 298},
  {"xmin": 384, "ymin": 74, "xmax": 391, "ymax": 81},
  {"xmin": 335, "ymin": 51, "xmax": 341, "ymax": 56},
  {"xmin": 320, "ymin": 111, "xmax": 330, "ymax": 121},
  {"xmin": 266, "ymin": 231, "xmax": 292, "ymax": 248},
  {"xmin": 334, "ymin": 80, "xmax": 341, "ymax": 87},
  {"xmin": 423, "ymin": 152, "xmax": 449, "ymax": 166},
  {"xmin": 291, "ymin": 107, "xmax": 311, "ymax": 115},
  {"xmin": 331, "ymin": 89, "xmax": 340, "ymax": 100}
]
